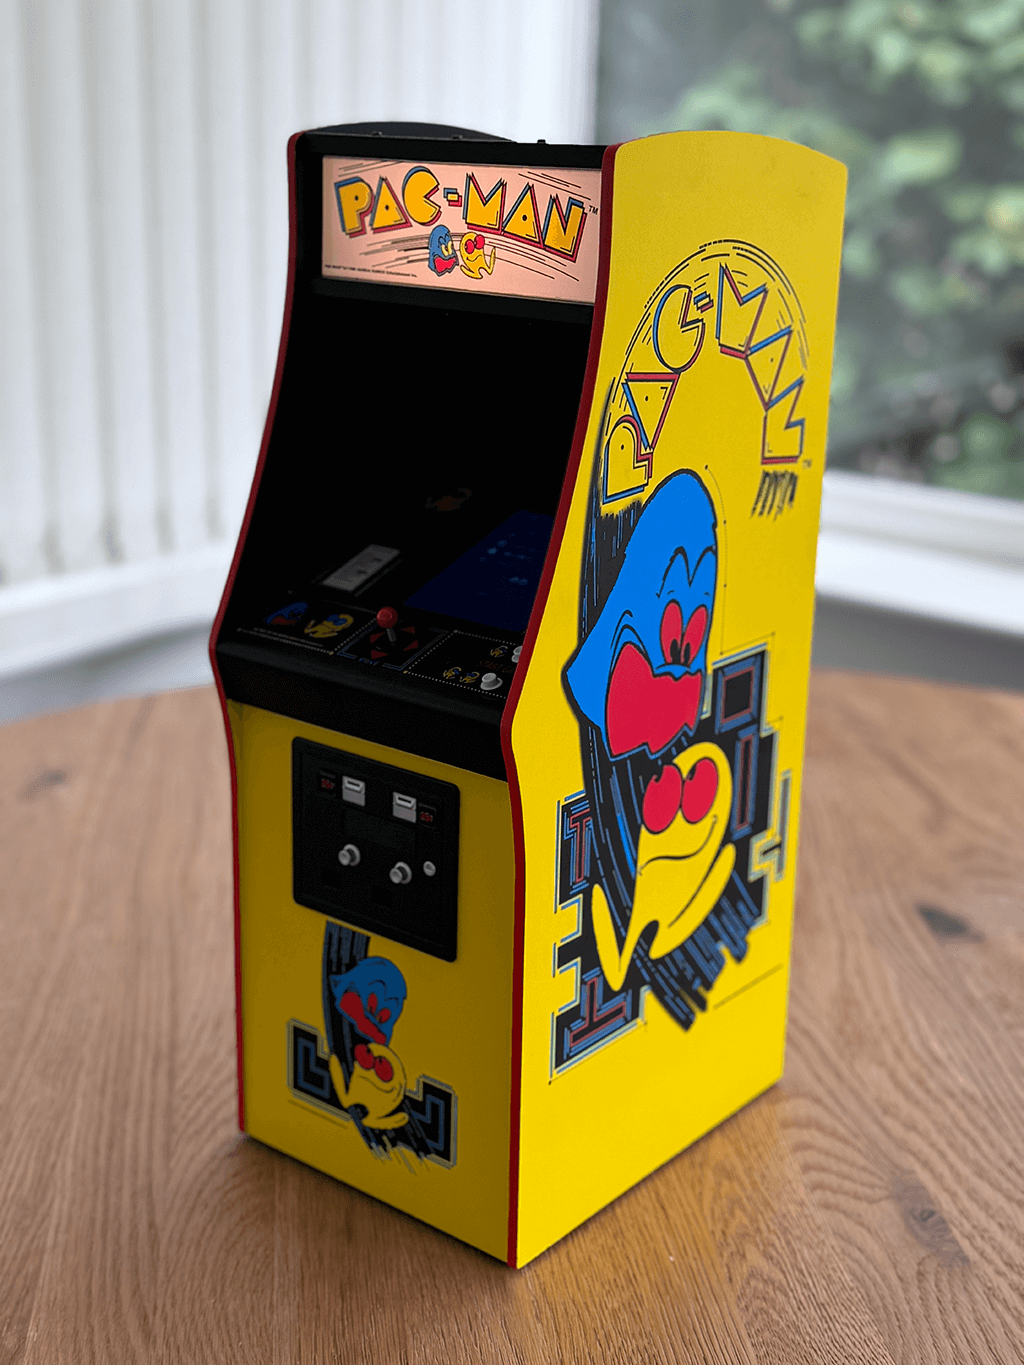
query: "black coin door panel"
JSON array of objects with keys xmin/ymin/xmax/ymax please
[{"xmin": 292, "ymin": 737, "xmax": 460, "ymax": 961}]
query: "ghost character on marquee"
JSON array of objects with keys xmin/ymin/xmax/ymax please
[
  {"xmin": 427, "ymin": 223, "xmax": 458, "ymax": 275},
  {"xmin": 563, "ymin": 470, "xmax": 734, "ymax": 998}
]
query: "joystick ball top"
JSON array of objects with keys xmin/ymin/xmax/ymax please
[{"xmin": 376, "ymin": 607, "xmax": 399, "ymax": 629}]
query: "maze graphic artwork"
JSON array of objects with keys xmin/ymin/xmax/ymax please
[
  {"xmin": 289, "ymin": 1021, "xmax": 457, "ymax": 1166},
  {"xmin": 286, "ymin": 921, "xmax": 457, "ymax": 1166},
  {"xmin": 552, "ymin": 646, "xmax": 785, "ymax": 1073}
]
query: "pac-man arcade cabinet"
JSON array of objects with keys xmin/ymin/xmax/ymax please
[{"xmin": 211, "ymin": 121, "xmax": 846, "ymax": 1267}]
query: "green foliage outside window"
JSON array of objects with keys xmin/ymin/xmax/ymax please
[{"xmin": 657, "ymin": 0, "xmax": 1024, "ymax": 499}]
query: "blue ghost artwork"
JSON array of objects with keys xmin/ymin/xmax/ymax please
[
  {"xmin": 328, "ymin": 956, "xmax": 407, "ymax": 1046},
  {"xmin": 427, "ymin": 223, "xmax": 457, "ymax": 275},
  {"xmin": 319, "ymin": 923, "xmax": 457, "ymax": 1163},
  {"xmin": 565, "ymin": 470, "xmax": 717, "ymax": 761},
  {"xmin": 558, "ymin": 468, "xmax": 739, "ymax": 1033},
  {"xmin": 265, "ymin": 600, "xmax": 307, "ymax": 626}
]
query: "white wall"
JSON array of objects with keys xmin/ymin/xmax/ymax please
[{"xmin": 0, "ymin": 0, "xmax": 599, "ymax": 673}]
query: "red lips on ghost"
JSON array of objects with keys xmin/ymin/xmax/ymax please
[
  {"xmin": 605, "ymin": 601, "xmax": 715, "ymax": 832},
  {"xmin": 338, "ymin": 988, "xmax": 388, "ymax": 1045},
  {"xmin": 605, "ymin": 603, "xmax": 709, "ymax": 758}
]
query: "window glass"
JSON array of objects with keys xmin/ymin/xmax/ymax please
[{"xmin": 599, "ymin": 0, "xmax": 1024, "ymax": 500}]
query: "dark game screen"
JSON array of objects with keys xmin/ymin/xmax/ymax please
[{"xmin": 405, "ymin": 510, "xmax": 554, "ymax": 632}]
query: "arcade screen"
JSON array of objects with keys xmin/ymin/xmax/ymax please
[{"xmin": 405, "ymin": 510, "xmax": 553, "ymax": 632}]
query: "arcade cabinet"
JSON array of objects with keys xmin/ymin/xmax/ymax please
[{"xmin": 211, "ymin": 121, "xmax": 846, "ymax": 1267}]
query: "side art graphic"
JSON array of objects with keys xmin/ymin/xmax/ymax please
[
  {"xmin": 558, "ymin": 242, "xmax": 800, "ymax": 1049},
  {"xmin": 288, "ymin": 922, "xmax": 457, "ymax": 1166},
  {"xmin": 555, "ymin": 640, "xmax": 787, "ymax": 1065},
  {"xmin": 599, "ymin": 242, "xmax": 810, "ymax": 509}
]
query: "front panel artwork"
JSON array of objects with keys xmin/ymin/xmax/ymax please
[
  {"xmin": 288, "ymin": 923, "xmax": 457, "ymax": 1165},
  {"xmin": 232, "ymin": 702, "xmax": 515, "ymax": 1260},
  {"xmin": 510, "ymin": 133, "xmax": 846, "ymax": 1265}
]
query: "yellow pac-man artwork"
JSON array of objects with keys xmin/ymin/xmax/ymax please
[
  {"xmin": 507, "ymin": 135, "xmax": 845, "ymax": 1264},
  {"xmin": 458, "ymin": 231, "xmax": 496, "ymax": 278},
  {"xmin": 212, "ymin": 124, "xmax": 845, "ymax": 1269}
]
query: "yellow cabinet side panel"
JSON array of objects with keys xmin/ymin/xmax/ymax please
[
  {"xmin": 510, "ymin": 132, "xmax": 846, "ymax": 1265},
  {"xmin": 231, "ymin": 701, "xmax": 514, "ymax": 1261}
]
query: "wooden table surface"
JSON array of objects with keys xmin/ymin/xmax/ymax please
[{"xmin": 2, "ymin": 672, "xmax": 1023, "ymax": 1364}]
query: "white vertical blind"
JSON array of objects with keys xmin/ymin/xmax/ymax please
[{"xmin": 0, "ymin": 0, "xmax": 598, "ymax": 671}]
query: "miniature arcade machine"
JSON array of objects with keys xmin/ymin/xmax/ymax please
[{"xmin": 211, "ymin": 121, "xmax": 846, "ymax": 1267}]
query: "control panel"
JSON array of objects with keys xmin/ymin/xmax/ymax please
[
  {"xmin": 230, "ymin": 510, "xmax": 552, "ymax": 723},
  {"xmin": 238, "ymin": 601, "xmax": 521, "ymax": 700},
  {"xmin": 292, "ymin": 737, "xmax": 460, "ymax": 961}
]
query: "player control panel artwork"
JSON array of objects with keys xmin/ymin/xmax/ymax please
[{"xmin": 235, "ymin": 511, "xmax": 551, "ymax": 704}]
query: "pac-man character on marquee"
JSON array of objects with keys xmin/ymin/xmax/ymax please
[
  {"xmin": 458, "ymin": 231, "xmax": 496, "ymax": 278},
  {"xmin": 563, "ymin": 469, "xmax": 735, "ymax": 1004}
]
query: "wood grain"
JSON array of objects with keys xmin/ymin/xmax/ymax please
[{"xmin": 0, "ymin": 673, "xmax": 1021, "ymax": 1363}]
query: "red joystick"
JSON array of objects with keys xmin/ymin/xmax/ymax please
[{"xmin": 376, "ymin": 606, "xmax": 398, "ymax": 643}]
